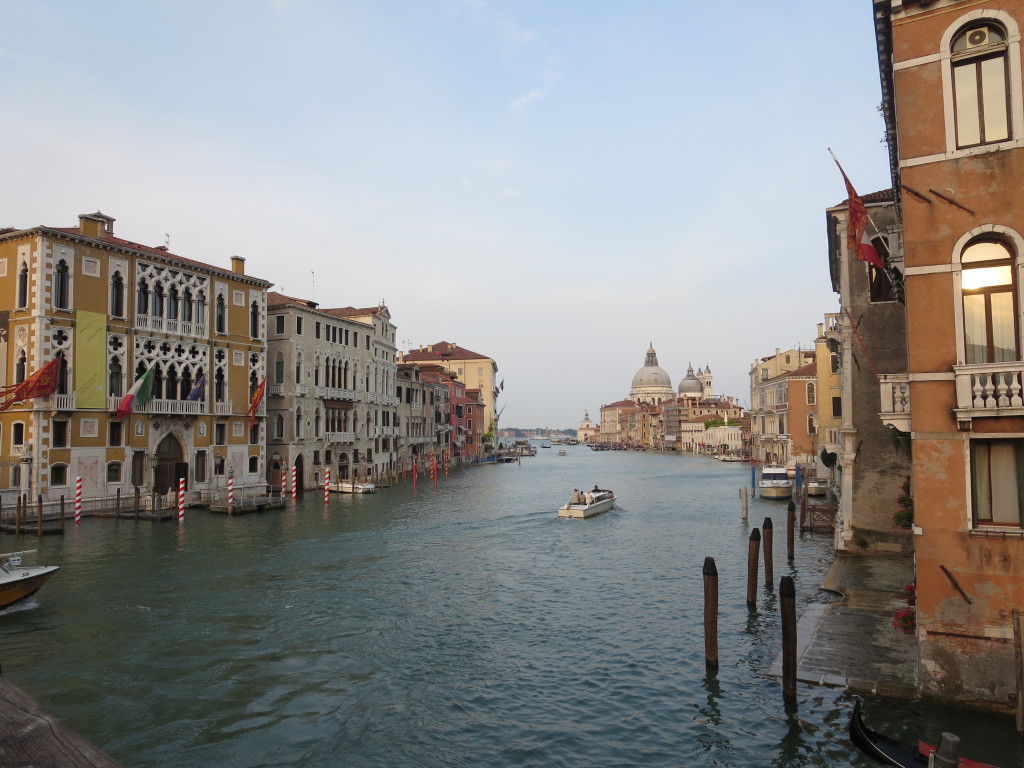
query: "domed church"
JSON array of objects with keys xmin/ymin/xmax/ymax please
[
  {"xmin": 629, "ymin": 344, "xmax": 675, "ymax": 405},
  {"xmin": 677, "ymin": 363, "xmax": 713, "ymax": 399}
]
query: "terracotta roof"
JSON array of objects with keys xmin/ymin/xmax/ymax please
[
  {"xmin": 601, "ymin": 399, "xmax": 636, "ymax": 409},
  {"xmin": 402, "ymin": 341, "xmax": 491, "ymax": 361},
  {"xmin": 834, "ymin": 187, "xmax": 894, "ymax": 208},
  {"xmin": 321, "ymin": 306, "xmax": 385, "ymax": 319},
  {"xmin": 267, "ymin": 291, "xmax": 318, "ymax": 310}
]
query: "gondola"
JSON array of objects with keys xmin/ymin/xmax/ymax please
[{"xmin": 849, "ymin": 697, "xmax": 998, "ymax": 768}]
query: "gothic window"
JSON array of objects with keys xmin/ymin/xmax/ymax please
[
  {"xmin": 56, "ymin": 356, "xmax": 69, "ymax": 395},
  {"xmin": 250, "ymin": 301, "xmax": 260, "ymax": 338},
  {"xmin": 108, "ymin": 358, "xmax": 123, "ymax": 397},
  {"xmin": 215, "ymin": 294, "xmax": 226, "ymax": 333},
  {"xmin": 137, "ymin": 278, "xmax": 150, "ymax": 315},
  {"xmin": 168, "ymin": 286, "xmax": 180, "ymax": 320},
  {"xmin": 54, "ymin": 259, "xmax": 70, "ymax": 309},
  {"xmin": 182, "ymin": 288, "xmax": 194, "ymax": 323},
  {"xmin": 15, "ymin": 351, "xmax": 26, "ymax": 384},
  {"xmin": 214, "ymin": 368, "xmax": 226, "ymax": 402},
  {"xmin": 110, "ymin": 271, "xmax": 125, "ymax": 317},
  {"xmin": 952, "ymin": 23, "xmax": 1011, "ymax": 148},
  {"xmin": 17, "ymin": 263, "xmax": 28, "ymax": 308},
  {"xmin": 274, "ymin": 352, "xmax": 285, "ymax": 385},
  {"xmin": 961, "ymin": 239, "xmax": 1018, "ymax": 364},
  {"xmin": 276, "ymin": 414, "xmax": 285, "ymax": 439},
  {"xmin": 153, "ymin": 283, "xmax": 166, "ymax": 317}
]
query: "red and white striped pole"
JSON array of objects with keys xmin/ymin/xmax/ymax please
[
  {"xmin": 324, "ymin": 469, "xmax": 331, "ymax": 505},
  {"xmin": 178, "ymin": 478, "xmax": 186, "ymax": 521},
  {"xmin": 74, "ymin": 476, "xmax": 82, "ymax": 524},
  {"xmin": 227, "ymin": 474, "xmax": 234, "ymax": 513},
  {"xmin": 292, "ymin": 465, "xmax": 298, "ymax": 500},
  {"xmin": 412, "ymin": 459, "xmax": 417, "ymax": 491}
]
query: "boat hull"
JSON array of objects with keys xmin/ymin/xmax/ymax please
[
  {"xmin": 758, "ymin": 484, "xmax": 792, "ymax": 499},
  {"xmin": 328, "ymin": 482, "xmax": 376, "ymax": 494},
  {"xmin": 0, "ymin": 566, "xmax": 59, "ymax": 609},
  {"xmin": 558, "ymin": 496, "xmax": 615, "ymax": 519}
]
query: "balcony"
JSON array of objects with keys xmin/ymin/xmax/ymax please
[
  {"xmin": 48, "ymin": 393, "xmax": 76, "ymax": 411},
  {"xmin": 879, "ymin": 374, "xmax": 910, "ymax": 431},
  {"xmin": 326, "ymin": 431, "xmax": 356, "ymax": 443},
  {"xmin": 318, "ymin": 386, "xmax": 360, "ymax": 401},
  {"xmin": 954, "ymin": 361, "xmax": 1024, "ymax": 429},
  {"xmin": 269, "ymin": 383, "xmax": 285, "ymax": 396},
  {"xmin": 375, "ymin": 426, "xmax": 399, "ymax": 436}
]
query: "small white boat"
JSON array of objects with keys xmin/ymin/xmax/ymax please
[
  {"xmin": 559, "ymin": 488, "xmax": 616, "ymax": 519},
  {"xmin": 329, "ymin": 481, "xmax": 376, "ymax": 494},
  {"xmin": 758, "ymin": 464, "xmax": 793, "ymax": 500},
  {"xmin": 805, "ymin": 478, "xmax": 828, "ymax": 497},
  {"xmin": 0, "ymin": 551, "xmax": 59, "ymax": 609},
  {"xmin": 558, "ymin": 450, "xmax": 567, "ymax": 456}
]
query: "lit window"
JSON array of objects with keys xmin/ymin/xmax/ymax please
[{"xmin": 961, "ymin": 240, "xmax": 1017, "ymax": 364}]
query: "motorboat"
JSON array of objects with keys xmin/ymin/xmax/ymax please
[
  {"xmin": 758, "ymin": 464, "xmax": 793, "ymax": 499},
  {"xmin": 0, "ymin": 551, "xmax": 59, "ymax": 609},
  {"xmin": 558, "ymin": 450, "xmax": 567, "ymax": 456},
  {"xmin": 559, "ymin": 488, "xmax": 615, "ymax": 519},
  {"xmin": 329, "ymin": 481, "xmax": 376, "ymax": 494},
  {"xmin": 849, "ymin": 697, "xmax": 997, "ymax": 767},
  {"xmin": 805, "ymin": 477, "xmax": 829, "ymax": 497}
]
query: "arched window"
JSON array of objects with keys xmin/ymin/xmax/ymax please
[
  {"xmin": 248, "ymin": 456, "xmax": 258, "ymax": 473},
  {"xmin": 962, "ymin": 239, "xmax": 1018, "ymax": 364},
  {"xmin": 15, "ymin": 351, "xmax": 26, "ymax": 384},
  {"xmin": 214, "ymin": 367, "xmax": 226, "ymax": 402},
  {"xmin": 952, "ymin": 22, "xmax": 1011, "ymax": 148},
  {"xmin": 274, "ymin": 352, "xmax": 285, "ymax": 384},
  {"xmin": 153, "ymin": 282, "xmax": 166, "ymax": 317},
  {"xmin": 108, "ymin": 358, "xmax": 123, "ymax": 397},
  {"xmin": 806, "ymin": 382, "xmax": 816, "ymax": 406},
  {"xmin": 54, "ymin": 259, "xmax": 70, "ymax": 309},
  {"xmin": 215, "ymin": 294, "xmax": 226, "ymax": 333},
  {"xmin": 56, "ymin": 355, "xmax": 69, "ymax": 395},
  {"xmin": 137, "ymin": 278, "xmax": 150, "ymax": 315},
  {"xmin": 276, "ymin": 414, "xmax": 285, "ymax": 439},
  {"xmin": 168, "ymin": 286, "xmax": 180, "ymax": 320},
  {"xmin": 250, "ymin": 301, "xmax": 260, "ymax": 338},
  {"xmin": 182, "ymin": 288, "xmax": 194, "ymax": 323},
  {"xmin": 314, "ymin": 409, "xmax": 321, "ymax": 437},
  {"xmin": 295, "ymin": 407, "xmax": 303, "ymax": 439},
  {"xmin": 17, "ymin": 263, "xmax": 28, "ymax": 308},
  {"xmin": 110, "ymin": 271, "xmax": 125, "ymax": 317}
]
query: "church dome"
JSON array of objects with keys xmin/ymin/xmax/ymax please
[
  {"xmin": 630, "ymin": 344, "xmax": 674, "ymax": 405},
  {"xmin": 678, "ymin": 363, "xmax": 703, "ymax": 395}
]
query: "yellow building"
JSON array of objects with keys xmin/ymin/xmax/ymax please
[{"xmin": 0, "ymin": 211, "xmax": 271, "ymax": 503}]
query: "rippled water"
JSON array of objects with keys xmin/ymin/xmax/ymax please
[{"xmin": 1, "ymin": 449, "xmax": 1018, "ymax": 767}]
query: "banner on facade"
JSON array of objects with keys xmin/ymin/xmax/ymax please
[{"xmin": 75, "ymin": 310, "xmax": 107, "ymax": 409}]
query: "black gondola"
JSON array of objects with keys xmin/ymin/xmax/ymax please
[{"xmin": 849, "ymin": 697, "xmax": 998, "ymax": 768}]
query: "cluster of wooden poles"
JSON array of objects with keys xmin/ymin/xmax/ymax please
[{"xmin": 703, "ymin": 500, "xmax": 800, "ymax": 702}]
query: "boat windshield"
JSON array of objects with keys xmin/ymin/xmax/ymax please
[{"xmin": 762, "ymin": 471, "xmax": 788, "ymax": 482}]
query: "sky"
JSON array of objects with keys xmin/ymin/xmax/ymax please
[{"xmin": 0, "ymin": 1, "xmax": 891, "ymax": 429}]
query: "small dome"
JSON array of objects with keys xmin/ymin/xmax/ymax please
[{"xmin": 678, "ymin": 363, "xmax": 703, "ymax": 394}]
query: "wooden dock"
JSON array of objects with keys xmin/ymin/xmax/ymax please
[{"xmin": 0, "ymin": 675, "xmax": 124, "ymax": 767}]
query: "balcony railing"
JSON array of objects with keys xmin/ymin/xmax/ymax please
[
  {"xmin": 48, "ymin": 393, "xmax": 76, "ymax": 411},
  {"xmin": 375, "ymin": 426, "xmax": 399, "ymax": 436},
  {"xmin": 318, "ymin": 386, "xmax": 360, "ymax": 401},
  {"xmin": 954, "ymin": 361, "xmax": 1024, "ymax": 428},
  {"xmin": 269, "ymin": 383, "xmax": 285, "ymax": 396},
  {"xmin": 214, "ymin": 401, "xmax": 234, "ymax": 416},
  {"xmin": 878, "ymin": 374, "xmax": 910, "ymax": 431},
  {"xmin": 325, "ymin": 431, "xmax": 356, "ymax": 443}
]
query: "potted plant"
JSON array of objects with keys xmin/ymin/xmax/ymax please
[
  {"xmin": 892, "ymin": 606, "xmax": 916, "ymax": 634},
  {"xmin": 893, "ymin": 476, "xmax": 914, "ymax": 527}
]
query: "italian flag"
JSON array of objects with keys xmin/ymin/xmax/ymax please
[{"xmin": 114, "ymin": 368, "xmax": 155, "ymax": 421}]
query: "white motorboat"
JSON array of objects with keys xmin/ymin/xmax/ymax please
[
  {"xmin": 0, "ymin": 551, "xmax": 59, "ymax": 609},
  {"xmin": 329, "ymin": 481, "xmax": 376, "ymax": 494},
  {"xmin": 758, "ymin": 464, "xmax": 793, "ymax": 500},
  {"xmin": 805, "ymin": 478, "xmax": 828, "ymax": 497},
  {"xmin": 559, "ymin": 488, "xmax": 616, "ymax": 519}
]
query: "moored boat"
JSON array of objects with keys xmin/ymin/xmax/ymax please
[
  {"xmin": 849, "ymin": 697, "xmax": 997, "ymax": 767},
  {"xmin": 558, "ymin": 487, "xmax": 616, "ymax": 519},
  {"xmin": 758, "ymin": 464, "xmax": 793, "ymax": 499},
  {"xmin": 0, "ymin": 551, "xmax": 60, "ymax": 610},
  {"xmin": 329, "ymin": 481, "xmax": 376, "ymax": 494},
  {"xmin": 805, "ymin": 478, "xmax": 828, "ymax": 497}
]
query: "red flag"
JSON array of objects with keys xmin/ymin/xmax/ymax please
[
  {"xmin": 0, "ymin": 355, "xmax": 62, "ymax": 411},
  {"xmin": 247, "ymin": 378, "xmax": 266, "ymax": 429},
  {"xmin": 832, "ymin": 155, "xmax": 886, "ymax": 270}
]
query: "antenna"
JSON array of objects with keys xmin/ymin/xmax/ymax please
[
  {"xmin": 311, "ymin": 271, "xmax": 315, "ymax": 301},
  {"xmin": 164, "ymin": 233, "xmax": 170, "ymax": 248}
]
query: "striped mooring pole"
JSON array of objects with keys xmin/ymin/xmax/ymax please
[
  {"xmin": 227, "ymin": 475, "xmax": 234, "ymax": 513},
  {"xmin": 292, "ymin": 465, "xmax": 298, "ymax": 500},
  {"xmin": 74, "ymin": 476, "xmax": 83, "ymax": 524},
  {"xmin": 177, "ymin": 478, "xmax": 186, "ymax": 521},
  {"xmin": 324, "ymin": 469, "xmax": 331, "ymax": 505}
]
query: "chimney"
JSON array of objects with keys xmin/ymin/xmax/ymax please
[
  {"xmin": 78, "ymin": 211, "xmax": 115, "ymax": 239},
  {"xmin": 231, "ymin": 255, "xmax": 246, "ymax": 275}
]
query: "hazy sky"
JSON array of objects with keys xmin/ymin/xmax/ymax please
[{"xmin": 1, "ymin": 1, "xmax": 889, "ymax": 429}]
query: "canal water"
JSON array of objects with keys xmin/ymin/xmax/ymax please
[{"xmin": 1, "ymin": 448, "xmax": 1018, "ymax": 767}]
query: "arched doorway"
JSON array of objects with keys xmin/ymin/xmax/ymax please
[
  {"xmin": 269, "ymin": 460, "xmax": 282, "ymax": 491},
  {"xmin": 338, "ymin": 452, "xmax": 350, "ymax": 480},
  {"xmin": 154, "ymin": 433, "xmax": 186, "ymax": 495},
  {"xmin": 293, "ymin": 453, "xmax": 305, "ymax": 494}
]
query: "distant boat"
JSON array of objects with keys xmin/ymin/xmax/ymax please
[
  {"xmin": 0, "ymin": 551, "xmax": 59, "ymax": 609},
  {"xmin": 329, "ymin": 481, "xmax": 376, "ymax": 494},
  {"xmin": 558, "ymin": 488, "xmax": 616, "ymax": 519},
  {"xmin": 758, "ymin": 464, "xmax": 793, "ymax": 499},
  {"xmin": 558, "ymin": 450, "xmax": 567, "ymax": 456}
]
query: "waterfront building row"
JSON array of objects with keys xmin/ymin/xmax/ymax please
[{"xmin": 0, "ymin": 211, "xmax": 496, "ymax": 504}]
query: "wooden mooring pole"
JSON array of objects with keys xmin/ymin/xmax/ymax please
[
  {"xmin": 786, "ymin": 500, "xmax": 795, "ymax": 561},
  {"xmin": 746, "ymin": 528, "xmax": 761, "ymax": 608},
  {"xmin": 739, "ymin": 487, "xmax": 748, "ymax": 519},
  {"xmin": 37, "ymin": 494, "xmax": 43, "ymax": 536},
  {"xmin": 703, "ymin": 557, "xmax": 719, "ymax": 669},
  {"xmin": 781, "ymin": 576, "xmax": 797, "ymax": 702},
  {"xmin": 762, "ymin": 517, "xmax": 774, "ymax": 586}
]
